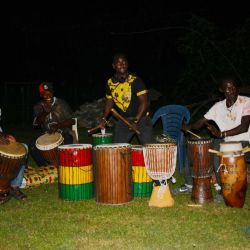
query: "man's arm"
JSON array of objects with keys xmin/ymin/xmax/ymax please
[
  {"xmin": 135, "ymin": 93, "xmax": 148, "ymax": 122},
  {"xmin": 99, "ymin": 99, "xmax": 114, "ymax": 128},
  {"xmin": 222, "ymin": 115, "xmax": 250, "ymax": 137},
  {"xmin": 184, "ymin": 117, "xmax": 209, "ymax": 131}
]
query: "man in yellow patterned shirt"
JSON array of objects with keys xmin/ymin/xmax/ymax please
[{"xmin": 99, "ymin": 53, "xmax": 153, "ymax": 144}]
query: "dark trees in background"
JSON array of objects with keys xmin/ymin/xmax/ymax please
[
  {"xmin": 2, "ymin": 10, "xmax": 250, "ymax": 126},
  {"xmin": 173, "ymin": 15, "xmax": 250, "ymax": 116}
]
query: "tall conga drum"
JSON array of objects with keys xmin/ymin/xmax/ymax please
[
  {"xmin": 0, "ymin": 142, "xmax": 27, "ymax": 193},
  {"xmin": 131, "ymin": 145, "xmax": 152, "ymax": 197},
  {"xmin": 92, "ymin": 133, "xmax": 112, "ymax": 146},
  {"xmin": 94, "ymin": 143, "xmax": 133, "ymax": 205},
  {"xmin": 218, "ymin": 142, "xmax": 247, "ymax": 208},
  {"xmin": 36, "ymin": 132, "xmax": 64, "ymax": 165},
  {"xmin": 187, "ymin": 138, "xmax": 213, "ymax": 204},
  {"xmin": 58, "ymin": 144, "xmax": 93, "ymax": 200}
]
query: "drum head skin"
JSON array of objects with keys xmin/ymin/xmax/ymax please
[
  {"xmin": 144, "ymin": 143, "xmax": 176, "ymax": 148},
  {"xmin": 131, "ymin": 145, "xmax": 143, "ymax": 151},
  {"xmin": 0, "ymin": 142, "xmax": 26, "ymax": 157},
  {"xmin": 58, "ymin": 144, "xmax": 92, "ymax": 150},
  {"xmin": 220, "ymin": 141, "xmax": 243, "ymax": 153},
  {"xmin": 92, "ymin": 133, "xmax": 112, "ymax": 138},
  {"xmin": 94, "ymin": 143, "xmax": 131, "ymax": 150},
  {"xmin": 187, "ymin": 137, "xmax": 212, "ymax": 143},
  {"xmin": 36, "ymin": 132, "xmax": 64, "ymax": 150}
]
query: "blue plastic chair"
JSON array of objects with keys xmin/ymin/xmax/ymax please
[{"xmin": 151, "ymin": 105, "xmax": 190, "ymax": 172}]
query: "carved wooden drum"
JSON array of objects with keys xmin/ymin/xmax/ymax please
[
  {"xmin": 187, "ymin": 138, "xmax": 213, "ymax": 204},
  {"xmin": 219, "ymin": 142, "xmax": 247, "ymax": 208},
  {"xmin": 94, "ymin": 143, "xmax": 133, "ymax": 205},
  {"xmin": 0, "ymin": 142, "xmax": 27, "ymax": 193}
]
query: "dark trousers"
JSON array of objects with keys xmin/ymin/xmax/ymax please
[
  {"xmin": 29, "ymin": 132, "xmax": 73, "ymax": 166},
  {"xmin": 114, "ymin": 116, "xmax": 153, "ymax": 144},
  {"xmin": 114, "ymin": 116, "xmax": 163, "ymax": 186}
]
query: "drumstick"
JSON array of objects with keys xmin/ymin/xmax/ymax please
[
  {"xmin": 242, "ymin": 146, "xmax": 250, "ymax": 153},
  {"xmin": 88, "ymin": 125, "xmax": 101, "ymax": 134},
  {"xmin": 208, "ymin": 149, "xmax": 223, "ymax": 156},
  {"xmin": 187, "ymin": 204, "xmax": 203, "ymax": 207},
  {"xmin": 111, "ymin": 108, "xmax": 141, "ymax": 135},
  {"xmin": 186, "ymin": 130, "xmax": 201, "ymax": 139}
]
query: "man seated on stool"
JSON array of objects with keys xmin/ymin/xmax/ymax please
[{"xmin": 29, "ymin": 82, "xmax": 76, "ymax": 167}]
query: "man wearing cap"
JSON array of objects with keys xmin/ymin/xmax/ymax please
[{"xmin": 29, "ymin": 82, "xmax": 76, "ymax": 166}]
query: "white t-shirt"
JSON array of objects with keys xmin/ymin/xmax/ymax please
[{"xmin": 204, "ymin": 95, "xmax": 250, "ymax": 142}]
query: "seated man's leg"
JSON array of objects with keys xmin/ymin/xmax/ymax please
[
  {"xmin": 172, "ymin": 144, "xmax": 192, "ymax": 194},
  {"xmin": 10, "ymin": 144, "xmax": 28, "ymax": 201},
  {"xmin": 29, "ymin": 136, "xmax": 48, "ymax": 166},
  {"xmin": 62, "ymin": 131, "xmax": 74, "ymax": 144}
]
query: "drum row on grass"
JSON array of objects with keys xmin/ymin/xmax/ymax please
[
  {"xmin": 34, "ymin": 133, "xmax": 248, "ymax": 207},
  {"xmin": 57, "ymin": 133, "xmax": 153, "ymax": 204}
]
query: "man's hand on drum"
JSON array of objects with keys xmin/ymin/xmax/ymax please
[
  {"xmin": 182, "ymin": 122, "xmax": 189, "ymax": 132},
  {"xmin": 0, "ymin": 133, "xmax": 16, "ymax": 145},
  {"xmin": 129, "ymin": 119, "xmax": 138, "ymax": 132},
  {"xmin": 99, "ymin": 117, "xmax": 107, "ymax": 129},
  {"xmin": 205, "ymin": 122, "xmax": 221, "ymax": 138},
  {"xmin": 48, "ymin": 123, "xmax": 60, "ymax": 134}
]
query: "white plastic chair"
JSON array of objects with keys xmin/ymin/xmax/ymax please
[{"xmin": 72, "ymin": 117, "xmax": 79, "ymax": 143}]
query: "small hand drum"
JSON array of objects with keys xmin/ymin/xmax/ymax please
[{"xmin": 36, "ymin": 132, "xmax": 64, "ymax": 166}]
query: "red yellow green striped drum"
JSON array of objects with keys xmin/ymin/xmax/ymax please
[
  {"xmin": 58, "ymin": 144, "xmax": 93, "ymax": 200},
  {"xmin": 131, "ymin": 145, "xmax": 152, "ymax": 197}
]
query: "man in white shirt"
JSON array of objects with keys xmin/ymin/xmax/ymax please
[{"xmin": 174, "ymin": 76, "xmax": 250, "ymax": 195}]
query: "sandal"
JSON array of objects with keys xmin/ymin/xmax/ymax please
[
  {"xmin": 10, "ymin": 187, "xmax": 27, "ymax": 201},
  {"xmin": 0, "ymin": 192, "xmax": 11, "ymax": 204}
]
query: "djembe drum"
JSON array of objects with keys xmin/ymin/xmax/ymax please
[
  {"xmin": 218, "ymin": 142, "xmax": 248, "ymax": 208},
  {"xmin": 94, "ymin": 143, "xmax": 133, "ymax": 205},
  {"xmin": 36, "ymin": 132, "xmax": 64, "ymax": 166},
  {"xmin": 131, "ymin": 145, "xmax": 152, "ymax": 197},
  {"xmin": 58, "ymin": 144, "xmax": 93, "ymax": 200},
  {"xmin": 143, "ymin": 143, "xmax": 177, "ymax": 207},
  {"xmin": 0, "ymin": 142, "xmax": 27, "ymax": 193},
  {"xmin": 187, "ymin": 138, "xmax": 213, "ymax": 204}
]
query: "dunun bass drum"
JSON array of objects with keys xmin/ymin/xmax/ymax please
[{"xmin": 94, "ymin": 143, "xmax": 133, "ymax": 205}]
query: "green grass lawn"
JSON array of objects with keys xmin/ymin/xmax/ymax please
[
  {"xmin": 0, "ymin": 183, "xmax": 249, "ymax": 250},
  {"xmin": 0, "ymin": 127, "xmax": 249, "ymax": 250}
]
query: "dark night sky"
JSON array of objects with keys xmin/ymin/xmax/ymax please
[{"xmin": 2, "ymin": 3, "xmax": 250, "ymax": 102}]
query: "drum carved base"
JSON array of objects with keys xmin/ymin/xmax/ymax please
[{"xmin": 191, "ymin": 177, "xmax": 213, "ymax": 204}]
